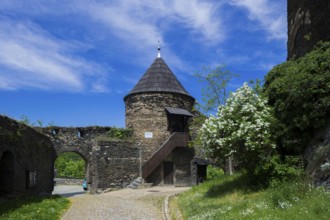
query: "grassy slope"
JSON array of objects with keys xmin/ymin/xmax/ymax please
[
  {"xmin": 174, "ymin": 173, "xmax": 330, "ymax": 220},
  {"xmin": 0, "ymin": 195, "xmax": 70, "ymax": 220}
]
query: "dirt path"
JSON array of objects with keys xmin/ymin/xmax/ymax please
[{"xmin": 61, "ymin": 186, "xmax": 189, "ymax": 220}]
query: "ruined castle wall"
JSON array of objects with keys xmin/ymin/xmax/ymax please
[
  {"xmin": 41, "ymin": 126, "xmax": 140, "ymax": 191},
  {"xmin": 95, "ymin": 140, "xmax": 140, "ymax": 189},
  {"xmin": 41, "ymin": 126, "xmax": 111, "ymax": 191},
  {"xmin": 0, "ymin": 115, "xmax": 54, "ymax": 196},
  {"xmin": 288, "ymin": 0, "xmax": 330, "ymax": 59},
  {"xmin": 41, "ymin": 126, "xmax": 111, "ymax": 158},
  {"xmin": 125, "ymin": 92, "xmax": 194, "ymax": 164}
]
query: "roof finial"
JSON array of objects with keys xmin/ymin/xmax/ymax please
[{"xmin": 157, "ymin": 40, "xmax": 161, "ymax": 58}]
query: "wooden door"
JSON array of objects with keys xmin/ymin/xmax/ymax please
[
  {"xmin": 197, "ymin": 165, "xmax": 207, "ymax": 184},
  {"xmin": 163, "ymin": 161, "xmax": 174, "ymax": 185}
]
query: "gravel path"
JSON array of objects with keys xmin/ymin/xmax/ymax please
[
  {"xmin": 53, "ymin": 185, "xmax": 86, "ymax": 198},
  {"xmin": 59, "ymin": 186, "xmax": 189, "ymax": 220}
]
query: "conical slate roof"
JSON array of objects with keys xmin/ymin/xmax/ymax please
[{"xmin": 124, "ymin": 57, "xmax": 194, "ymax": 100}]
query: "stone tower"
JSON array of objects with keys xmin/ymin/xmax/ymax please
[
  {"xmin": 124, "ymin": 47, "xmax": 196, "ymax": 185},
  {"xmin": 287, "ymin": 0, "xmax": 330, "ymax": 59}
]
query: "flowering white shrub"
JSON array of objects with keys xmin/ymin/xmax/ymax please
[{"xmin": 200, "ymin": 82, "xmax": 276, "ymax": 173}]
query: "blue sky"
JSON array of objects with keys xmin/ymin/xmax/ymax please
[{"xmin": 0, "ymin": 0, "xmax": 287, "ymax": 127}]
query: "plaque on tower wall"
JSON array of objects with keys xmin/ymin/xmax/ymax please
[{"xmin": 144, "ymin": 132, "xmax": 153, "ymax": 138}]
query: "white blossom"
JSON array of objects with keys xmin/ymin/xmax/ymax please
[{"xmin": 200, "ymin": 82, "xmax": 275, "ymax": 172}]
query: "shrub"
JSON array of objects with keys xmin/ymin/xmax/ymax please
[
  {"xmin": 108, "ymin": 127, "xmax": 133, "ymax": 140},
  {"xmin": 55, "ymin": 152, "xmax": 85, "ymax": 178},
  {"xmin": 200, "ymin": 83, "xmax": 276, "ymax": 179},
  {"xmin": 207, "ymin": 166, "xmax": 225, "ymax": 180},
  {"xmin": 255, "ymin": 155, "xmax": 304, "ymax": 187},
  {"xmin": 264, "ymin": 41, "xmax": 330, "ymax": 155}
]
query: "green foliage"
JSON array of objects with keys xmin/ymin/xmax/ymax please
[
  {"xmin": 19, "ymin": 115, "xmax": 33, "ymax": 126},
  {"xmin": 37, "ymin": 119, "xmax": 44, "ymax": 127},
  {"xmin": 264, "ymin": 41, "xmax": 330, "ymax": 155},
  {"xmin": 304, "ymin": 32, "xmax": 312, "ymax": 41},
  {"xmin": 55, "ymin": 152, "xmax": 85, "ymax": 178},
  {"xmin": 188, "ymin": 107, "xmax": 207, "ymax": 156},
  {"xmin": 189, "ymin": 106, "xmax": 208, "ymax": 131},
  {"xmin": 0, "ymin": 195, "xmax": 69, "ymax": 220},
  {"xmin": 207, "ymin": 165, "xmax": 225, "ymax": 180},
  {"xmin": 19, "ymin": 115, "xmax": 56, "ymax": 127},
  {"xmin": 194, "ymin": 64, "xmax": 238, "ymax": 113},
  {"xmin": 108, "ymin": 127, "xmax": 133, "ymax": 140},
  {"xmin": 248, "ymin": 78, "xmax": 263, "ymax": 95},
  {"xmin": 200, "ymin": 83, "xmax": 276, "ymax": 177},
  {"xmin": 255, "ymin": 155, "xmax": 304, "ymax": 187},
  {"xmin": 175, "ymin": 173, "xmax": 330, "ymax": 220}
]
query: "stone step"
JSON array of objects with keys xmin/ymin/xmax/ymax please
[
  {"xmin": 127, "ymin": 177, "xmax": 153, "ymax": 189},
  {"xmin": 137, "ymin": 183, "xmax": 153, "ymax": 189},
  {"xmin": 127, "ymin": 177, "xmax": 142, "ymax": 189}
]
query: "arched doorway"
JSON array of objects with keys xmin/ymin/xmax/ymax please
[
  {"xmin": 0, "ymin": 151, "xmax": 15, "ymax": 195},
  {"xmin": 54, "ymin": 152, "xmax": 87, "ymax": 180}
]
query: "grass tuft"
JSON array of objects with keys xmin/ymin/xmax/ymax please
[
  {"xmin": 174, "ymin": 173, "xmax": 330, "ymax": 219},
  {"xmin": 0, "ymin": 195, "xmax": 70, "ymax": 220}
]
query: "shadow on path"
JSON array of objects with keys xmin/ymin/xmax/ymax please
[{"xmin": 52, "ymin": 185, "xmax": 86, "ymax": 198}]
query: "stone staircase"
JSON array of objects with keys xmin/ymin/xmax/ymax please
[
  {"xmin": 142, "ymin": 132, "xmax": 189, "ymax": 179},
  {"xmin": 127, "ymin": 132, "xmax": 190, "ymax": 189},
  {"xmin": 127, "ymin": 177, "xmax": 153, "ymax": 189}
]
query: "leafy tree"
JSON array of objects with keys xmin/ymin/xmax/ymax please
[
  {"xmin": 188, "ymin": 107, "xmax": 208, "ymax": 158},
  {"xmin": 55, "ymin": 152, "xmax": 85, "ymax": 178},
  {"xmin": 264, "ymin": 41, "xmax": 330, "ymax": 155},
  {"xmin": 194, "ymin": 65, "xmax": 238, "ymax": 113},
  {"xmin": 200, "ymin": 83, "xmax": 276, "ymax": 176},
  {"xmin": 194, "ymin": 65, "xmax": 238, "ymax": 174}
]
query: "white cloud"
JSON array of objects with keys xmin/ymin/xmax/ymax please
[
  {"xmin": 82, "ymin": 1, "xmax": 162, "ymax": 50},
  {"xmin": 229, "ymin": 0, "xmax": 286, "ymax": 40},
  {"xmin": 80, "ymin": 0, "xmax": 224, "ymax": 43},
  {"xmin": 0, "ymin": 20, "xmax": 107, "ymax": 92},
  {"xmin": 171, "ymin": 0, "xmax": 224, "ymax": 42},
  {"xmin": 76, "ymin": 0, "xmax": 225, "ymax": 75},
  {"xmin": 0, "ymin": 0, "xmax": 226, "ymax": 82},
  {"xmin": 0, "ymin": 0, "xmax": 286, "ymax": 93}
]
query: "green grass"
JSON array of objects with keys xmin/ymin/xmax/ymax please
[
  {"xmin": 0, "ymin": 195, "xmax": 70, "ymax": 220},
  {"xmin": 174, "ymin": 173, "xmax": 330, "ymax": 219}
]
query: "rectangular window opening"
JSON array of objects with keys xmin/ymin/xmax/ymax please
[{"xmin": 26, "ymin": 170, "xmax": 37, "ymax": 188}]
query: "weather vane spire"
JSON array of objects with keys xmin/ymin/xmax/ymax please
[{"xmin": 157, "ymin": 40, "xmax": 161, "ymax": 58}]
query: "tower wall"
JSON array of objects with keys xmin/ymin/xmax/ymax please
[
  {"xmin": 287, "ymin": 0, "xmax": 330, "ymax": 59},
  {"xmin": 125, "ymin": 92, "xmax": 194, "ymax": 164}
]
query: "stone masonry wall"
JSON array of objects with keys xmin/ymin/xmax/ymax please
[
  {"xmin": 41, "ymin": 126, "xmax": 140, "ymax": 192},
  {"xmin": 0, "ymin": 115, "xmax": 54, "ymax": 196},
  {"xmin": 41, "ymin": 126, "xmax": 111, "ymax": 191},
  {"xmin": 288, "ymin": 0, "xmax": 330, "ymax": 59},
  {"xmin": 41, "ymin": 126, "xmax": 111, "ymax": 158},
  {"xmin": 125, "ymin": 92, "xmax": 194, "ymax": 165},
  {"xmin": 305, "ymin": 124, "xmax": 330, "ymax": 189},
  {"xmin": 95, "ymin": 140, "xmax": 140, "ymax": 189},
  {"xmin": 172, "ymin": 147, "xmax": 195, "ymax": 186}
]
